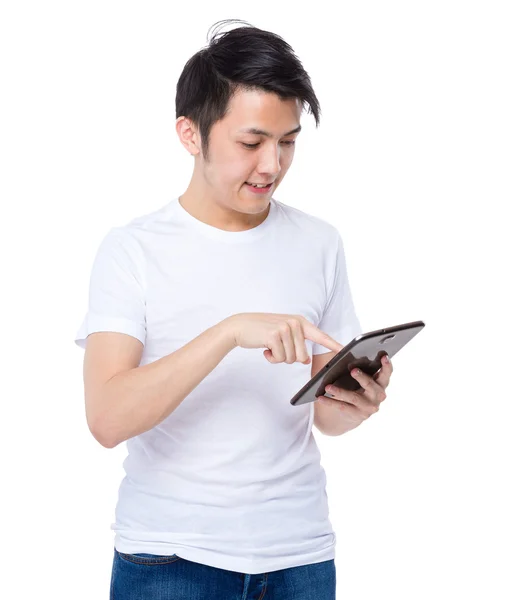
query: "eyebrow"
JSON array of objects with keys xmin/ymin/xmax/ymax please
[{"xmin": 239, "ymin": 125, "xmax": 302, "ymax": 138}]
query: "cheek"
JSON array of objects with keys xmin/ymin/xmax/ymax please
[
  {"xmin": 208, "ymin": 151, "xmax": 245, "ymax": 182},
  {"xmin": 283, "ymin": 148, "xmax": 295, "ymax": 167},
  {"xmin": 278, "ymin": 156, "xmax": 292, "ymax": 177},
  {"xmin": 224, "ymin": 155, "xmax": 257, "ymax": 183}
]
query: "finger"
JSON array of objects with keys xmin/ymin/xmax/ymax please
[
  {"xmin": 317, "ymin": 396, "xmax": 361, "ymax": 415},
  {"xmin": 374, "ymin": 355, "xmax": 393, "ymax": 388},
  {"xmin": 377, "ymin": 355, "xmax": 393, "ymax": 373},
  {"xmin": 279, "ymin": 322, "xmax": 297, "ymax": 363},
  {"xmin": 289, "ymin": 319, "xmax": 311, "ymax": 364},
  {"xmin": 374, "ymin": 367, "xmax": 391, "ymax": 389},
  {"xmin": 268, "ymin": 331, "xmax": 286, "ymax": 363},
  {"xmin": 351, "ymin": 369, "xmax": 387, "ymax": 402},
  {"xmin": 325, "ymin": 386, "xmax": 362, "ymax": 407},
  {"xmin": 263, "ymin": 348, "xmax": 274, "ymax": 362},
  {"xmin": 325, "ymin": 386, "xmax": 379, "ymax": 417},
  {"xmin": 299, "ymin": 318, "xmax": 343, "ymax": 353}
]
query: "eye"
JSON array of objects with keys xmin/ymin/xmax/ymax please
[{"xmin": 241, "ymin": 141, "xmax": 296, "ymax": 149}]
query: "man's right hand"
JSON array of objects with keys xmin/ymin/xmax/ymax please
[{"xmin": 222, "ymin": 313, "xmax": 344, "ymax": 365}]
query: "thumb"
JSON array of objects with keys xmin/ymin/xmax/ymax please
[{"xmin": 264, "ymin": 348, "xmax": 275, "ymax": 363}]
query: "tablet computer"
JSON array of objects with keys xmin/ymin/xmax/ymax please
[{"xmin": 289, "ymin": 320, "xmax": 425, "ymax": 406}]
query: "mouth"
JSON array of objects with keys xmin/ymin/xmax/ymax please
[{"xmin": 244, "ymin": 181, "xmax": 274, "ymax": 194}]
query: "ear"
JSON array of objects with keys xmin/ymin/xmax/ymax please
[{"xmin": 175, "ymin": 116, "xmax": 200, "ymax": 156}]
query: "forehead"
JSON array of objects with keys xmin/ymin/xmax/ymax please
[{"xmin": 222, "ymin": 88, "xmax": 302, "ymax": 133}]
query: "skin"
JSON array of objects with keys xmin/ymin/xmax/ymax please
[
  {"xmin": 317, "ymin": 356, "xmax": 394, "ymax": 433},
  {"xmin": 175, "ymin": 87, "xmax": 302, "ymax": 231}
]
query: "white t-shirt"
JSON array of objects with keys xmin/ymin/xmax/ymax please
[{"xmin": 74, "ymin": 195, "xmax": 362, "ymax": 575}]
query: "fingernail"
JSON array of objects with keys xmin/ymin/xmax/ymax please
[
  {"xmin": 383, "ymin": 355, "xmax": 390, "ymax": 364},
  {"xmin": 351, "ymin": 369, "xmax": 360, "ymax": 376}
]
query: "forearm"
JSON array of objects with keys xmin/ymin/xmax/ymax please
[
  {"xmin": 96, "ymin": 318, "xmax": 236, "ymax": 448},
  {"xmin": 314, "ymin": 402, "xmax": 360, "ymax": 436}
]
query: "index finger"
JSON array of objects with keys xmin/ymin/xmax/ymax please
[{"xmin": 300, "ymin": 319, "xmax": 344, "ymax": 354}]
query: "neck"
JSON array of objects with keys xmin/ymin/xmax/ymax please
[{"xmin": 179, "ymin": 179, "xmax": 271, "ymax": 232}]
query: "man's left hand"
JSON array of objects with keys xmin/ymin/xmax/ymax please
[{"xmin": 317, "ymin": 355, "xmax": 393, "ymax": 430}]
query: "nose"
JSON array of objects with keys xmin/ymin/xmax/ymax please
[{"xmin": 257, "ymin": 144, "xmax": 282, "ymax": 178}]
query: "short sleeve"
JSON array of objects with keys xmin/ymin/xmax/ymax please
[
  {"xmin": 74, "ymin": 228, "xmax": 147, "ymax": 350},
  {"xmin": 312, "ymin": 231, "xmax": 363, "ymax": 355}
]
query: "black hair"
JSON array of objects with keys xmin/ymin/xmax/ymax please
[{"xmin": 175, "ymin": 19, "xmax": 321, "ymax": 160}]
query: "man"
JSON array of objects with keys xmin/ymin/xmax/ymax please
[{"xmin": 75, "ymin": 19, "xmax": 392, "ymax": 599}]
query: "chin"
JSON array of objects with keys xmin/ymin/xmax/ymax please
[{"xmin": 236, "ymin": 190, "xmax": 272, "ymax": 211}]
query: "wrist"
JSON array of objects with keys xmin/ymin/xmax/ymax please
[{"xmin": 218, "ymin": 315, "xmax": 239, "ymax": 350}]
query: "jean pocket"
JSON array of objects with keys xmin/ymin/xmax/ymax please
[{"xmin": 116, "ymin": 550, "xmax": 181, "ymax": 565}]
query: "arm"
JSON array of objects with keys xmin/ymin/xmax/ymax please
[
  {"xmin": 84, "ymin": 318, "xmax": 236, "ymax": 449},
  {"xmin": 312, "ymin": 351, "xmax": 352, "ymax": 437},
  {"xmin": 312, "ymin": 352, "xmax": 392, "ymax": 436}
]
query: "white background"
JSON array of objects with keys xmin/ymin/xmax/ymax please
[{"xmin": 1, "ymin": 1, "xmax": 520, "ymax": 598}]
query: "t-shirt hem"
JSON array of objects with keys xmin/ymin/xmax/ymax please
[
  {"xmin": 74, "ymin": 313, "xmax": 146, "ymax": 349},
  {"xmin": 114, "ymin": 537, "xmax": 336, "ymax": 575}
]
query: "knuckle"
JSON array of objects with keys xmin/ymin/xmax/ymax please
[
  {"xmin": 279, "ymin": 323, "xmax": 291, "ymax": 335},
  {"xmin": 286, "ymin": 317, "xmax": 300, "ymax": 329}
]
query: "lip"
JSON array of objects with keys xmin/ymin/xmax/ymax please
[{"xmin": 244, "ymin": 182, "xmax": 274, "ymax": 194}]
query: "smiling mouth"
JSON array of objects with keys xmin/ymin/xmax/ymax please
[{"xmin": 244, "ymin": 181, "xmax": 274, "ymax": 189}]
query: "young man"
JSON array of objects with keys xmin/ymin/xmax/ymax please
[{"xmin": 75, "ymin": 20, "xmax": 392, "ymax": 600}]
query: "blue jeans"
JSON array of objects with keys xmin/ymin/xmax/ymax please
[{"xmin": 110, "ymin": 549, "xmax": 336, "ymax": 599}]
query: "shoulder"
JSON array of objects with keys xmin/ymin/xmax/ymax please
[
  {"xmin": 94, "ymin": 225, "xmax": 146, "ymax": 282},
  {"xmin": 273, "ymin": 197, "xmax": 341, "ymax": 246},
  {"xmin": 103, "ymin": 200, "xmax": 175, "ymax": 252}
]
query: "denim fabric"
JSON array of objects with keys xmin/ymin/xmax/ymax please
[{"xmin": 110, "ymin": 549, "xmax": 336, "ymax": 599}]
